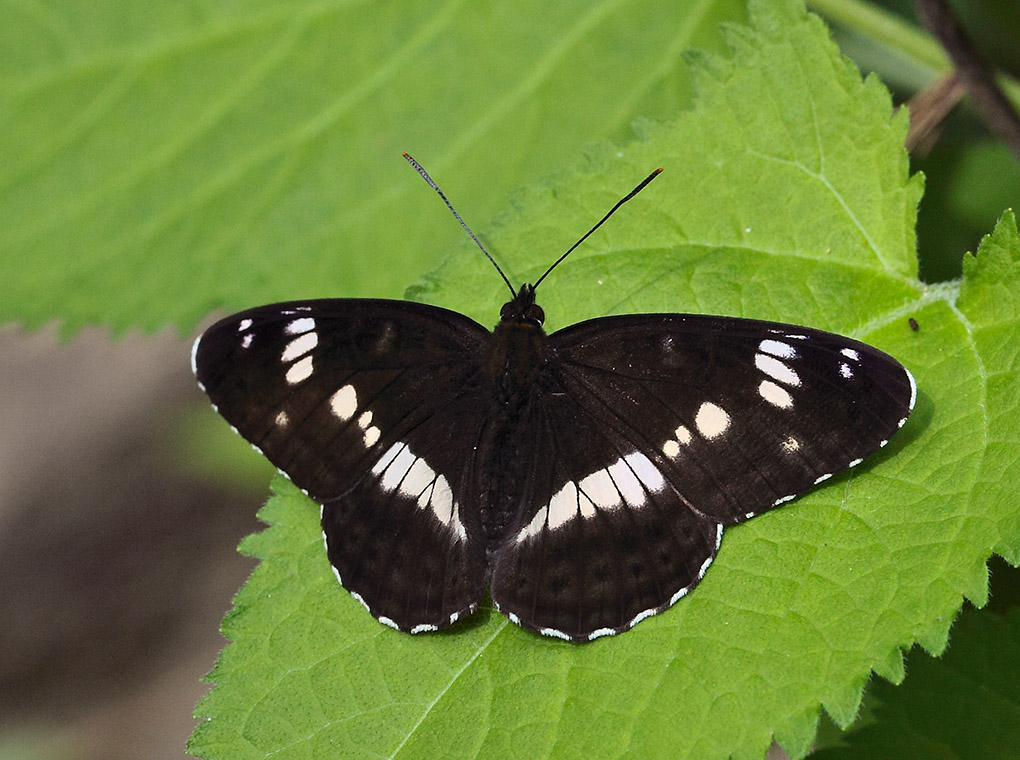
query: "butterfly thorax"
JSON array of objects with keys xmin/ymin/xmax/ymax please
[{"xmin": 489, "ymin": 284, "xmax": 548, "ymax": 408}]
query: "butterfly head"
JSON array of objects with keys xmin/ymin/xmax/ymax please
[{"xmin": 500, "ymin": 284, "xmax": 545, "ymax": 326}]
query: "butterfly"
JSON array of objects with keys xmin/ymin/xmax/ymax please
[{"xmin": 193, "ymin": 155, "xmax": 916, "ymax": 642}]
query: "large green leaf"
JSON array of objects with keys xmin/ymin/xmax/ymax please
[
  {"xmin": 189, "ymin": 3, "xmax": 1020, "ymax": 759},
  {"xmin": 0, "ymin": 0, "xmax": 744, "ymax": 333}
]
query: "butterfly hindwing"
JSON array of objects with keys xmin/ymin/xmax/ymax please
[
  {"xmin": 193, "ymin": 299, "xmax": 492, "ymax": 631},
  {"xmin": 489, "ymin": 388, "xmax": 722, "ymax": 640},
  {"xmin": 320, "ymin": 403, "xmax": 489, "ymax": 632}
]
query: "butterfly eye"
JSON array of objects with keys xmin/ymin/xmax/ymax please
[{"xmin": 499, "ymin": 294, "xmax": 545, "ymax": 326}]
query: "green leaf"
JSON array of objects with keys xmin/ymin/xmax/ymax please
[
  {"xmin": 0, "ymin": 0, "xmax": 745, "ymax": 334},
  {"xmin": 808, "ymin": 606, "xmax": 1020, "ymax": 760},
  {"xmin": 190, "ymin": 3, "xmax": 1020, "ymax": 759}
]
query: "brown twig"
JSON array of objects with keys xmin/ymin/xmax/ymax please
[
  {"xmin": 904, "ymin": 73, "xmax": 966, "ymax": 154},
  {"xmin": 913, "ymin": 0, "xmax": 1020, "ymax": 160}
]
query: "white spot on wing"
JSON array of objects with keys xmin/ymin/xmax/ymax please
[
  {"xmin": 285, "ymin": 317, "xmax": 315, "ymax": 335},
  {"xmin": 275, "ymin": 410, "xmax": 289, "ymax": 428},
  {"xmin": 625, "ymin": 451, "xmax": 665, "ymax": 493},
  {"xmin": 755, "ymin": 353, "xmax": 801, "ymax": 386},
  {"xmin": 371, "ymin": 442, "xmax": 403, "ymax": 474},
  {"xmin": 695, "ymin": 401, "xmax": 730, "ymax": 439},
  {"xmin": 354, "ymin": 411, "xmax": 381, "ymax": 444},
  {"xmin": 758, "ymin": 380, "xmax": 793, "ymax": 408},
  {"xmin": 663, "ymin": 425, "xmax": 693, "ymax": 458},
  {"xmin": 698, "ymin": 556, "xmax": 712, "ymax": 578},
  {"xmin": 378, "ymin": 445, "xmax": 416, "ymax": 491},
  {"xmin": 518, "ymin": 508, "xmax": 547, "ymax": 541},
  {"xmin": 190, "ymin": 336, "xmax": 201, "ymax": 375},
  {"xmin": 782, "ymin": 436, "xmax": 800, "ymax": 453},
  {"xmin": 237, "ymin": 318, "xmax": 253, "ymax": 331},
  {"xmin": 539, "ymin": 627, "xmax": 572, "ymax": 641},
  {"xmin": 281, "ymin": 331, "xmax": 318, "ymax": 362},
  {"xmin": 839, "ymin": 362, "xmax": 854, "ymax": 379},
  {"xmin": 241, "ymin": 333, "xmax": 254, "ymax": 349},
  {"xmin": 547, "ymin": 481, "xmax": 579, "ymax": 530},
  {"xmin": 517, "ymin": 476, "xmax": 610, "ymax": 543},
  {"xmin": 285, "ymin": 355, "xmax": 313, "ymax": 384},
  {"xmin": 840, "ymin": 348, "xmax": 861, "ymax": 361},
  {"xmin": 608, "ymin": 458, "xmax": 644, "ymax": 506},
  {"xmin": 401, "ymin": 456, "xmax": 434, "ymax": 497},
  {"xmin": 759, "ymin": 339, "xmax": 798, "ymax": 359},
  {"xmin": 577, "ymin": 489, "xmax": 596, "ymax": 519},
  {"xmin": 628, "ymin": 607, "xmax": 657, "ymax": 628},
  {"xmin": 411, "ymin": 623, "xmax": 438, "ymax": 634},
  {"xmin": 520, "ymin": 451, "xmax": 669, "ymax": 543},
  {"xmin": 670, "ymin": 586, "xmax": 691, "ymax": 605},
  {"xmin": 579, "ymin": 468, "xmax": 618, "ymax": 509},
  {"xmin": 373, "ymin": 442, "xmax": 466, "ymax": 540},
  {"xmin": 422, "ymin": 475, "xmax": 462, "ymax": 538},
  {"xmin": 351, "ymin": 590, "xmax": 370, "ymax": 612},
  {"xmin": 330, "ymin": 385, "xmax": 358, "ymax": 420}
]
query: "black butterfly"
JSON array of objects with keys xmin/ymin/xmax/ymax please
[{"xmin": 193, "ymin": 156, "xmax": 915, "ymax": 642}]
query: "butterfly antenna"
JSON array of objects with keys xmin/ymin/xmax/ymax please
[
  {"xmin": 403, "ymin": 153, "xmax": 516, "ymax": 297},
  {"xmin": 532, "ymin": 167, "xmax": 663, "ymax": 290}
]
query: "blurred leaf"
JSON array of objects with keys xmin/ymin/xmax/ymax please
[
  {"xmin": 0, "ymin": 0, "xmax": 745, "ymax": 335},
  {"xmin": 915, "ymin": 134, "xmax": 1020, "ymax": 282},
  {"xmin": 169, "ymin": 402, "xmax": 276, "ymax": 495}
]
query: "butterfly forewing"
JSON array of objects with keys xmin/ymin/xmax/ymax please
[
  {"xmin": 546, "ymin": 314, "xmax": 915, "ymax": 525},
  {"xmin": 194, "ymin": 299, "xmax": 492, "ymax": 631}
]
